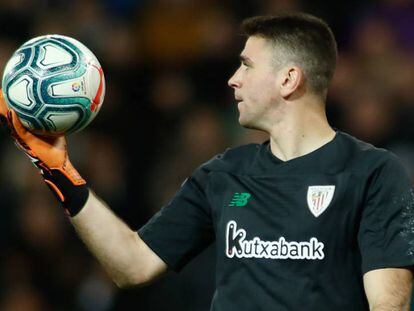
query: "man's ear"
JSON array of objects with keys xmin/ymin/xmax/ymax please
[{"xmin": 279, "ymin": 66, "xmax": 304, "ymax": 98}]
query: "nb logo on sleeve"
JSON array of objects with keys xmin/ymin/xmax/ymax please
[
  {"xmin": 225, "ymin": 221, "xmax": 325, "ymax": 260},
  {"xmin": 229, "ymin": 192, "xmax": 251, "ymax": 207}
]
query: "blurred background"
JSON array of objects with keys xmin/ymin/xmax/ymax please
[{"xmin": 0, "ymin": 0, "xmax": 414, "ymax": 310}]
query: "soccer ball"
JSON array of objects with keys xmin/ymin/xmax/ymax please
[{"xmin": 1, "ymin": 34, "xmax": 105, "ymax": 135}]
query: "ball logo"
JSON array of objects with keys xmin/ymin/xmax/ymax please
[{"xmin": 71, "ymin": 82, "xmax": 81, "ymax": 92}]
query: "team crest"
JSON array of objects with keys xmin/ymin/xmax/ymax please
[{"xmin": 307, "ymin": 185, "xmax": 335, "ymax": 217}]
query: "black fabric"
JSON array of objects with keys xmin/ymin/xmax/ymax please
[
  {"xmin": 44, "ymin": 169, "xmax": 89, "ymax": 217},
  {"xmin": 139, "ymin": 176, "xmax": 214, "ymax": 271},
  {"xmin": 358, "ymin": 154, "xmax": 414, "ymax": 273},
  {"xmin": 138, "ymin": 131, "xmax": 414, "ymax": 311}
]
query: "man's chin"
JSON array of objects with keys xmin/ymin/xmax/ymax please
[
  {"xmin": 238, "ymin": 116, "xmax": 267, "ymax": 132},
  {"xmin": 239, "ymin": 117, "xmax": 257, "ymax": 130}
]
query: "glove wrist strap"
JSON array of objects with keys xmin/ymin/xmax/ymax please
[{"xmin": 42, "ymin": 167, "xmax": 89, "ymax": 217}]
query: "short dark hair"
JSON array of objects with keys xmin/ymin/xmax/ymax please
[{"xmin": 242, "ymin": 13, "xmax": 338, "ymax": 95}]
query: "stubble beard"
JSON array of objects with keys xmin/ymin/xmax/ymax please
[
  {"xmin": 238, "ymin": 111, "xmax": 267, "ymax": 132},
  {"xmin": 238, "ymin": 101, "xmax": 271, "ymax": 133}
]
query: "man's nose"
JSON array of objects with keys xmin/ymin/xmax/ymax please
[{"xmin": 228, "ymin": 68, "xmax": 241, "ymax": 89}]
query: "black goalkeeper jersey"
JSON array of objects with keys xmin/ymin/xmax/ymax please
[{"xmin": 138, "ymin": 131, "xmax": 414, "ymax": 311}]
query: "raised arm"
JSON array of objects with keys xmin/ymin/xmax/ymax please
[
  {"xmin": 0, "ymin": 92, "xmax": 167, "ymax": 287},
  {"xmin": 71, "ymin": 191, "xmax": 167, "ymax": 287},
  {"xmin": 364, "ymin": 268, "xmax": 413, "ymax": 311}
]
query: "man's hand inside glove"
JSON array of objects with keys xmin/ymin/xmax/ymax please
[{"xmin": 0, "ymin": 90, "xmax": 89, "ymax": 216}]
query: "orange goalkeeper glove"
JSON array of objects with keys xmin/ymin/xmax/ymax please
[{"xmin": 0, "ymin": 91, "xmax": 89, "ymax": 216}]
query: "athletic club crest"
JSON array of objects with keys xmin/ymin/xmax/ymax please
[{"xmin": 307, "ymin": 185, "xmax": 335, "ymax": 217}]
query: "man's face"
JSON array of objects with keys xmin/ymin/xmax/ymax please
[{"xmin": 228, "ymin": 36, "xmax": 281, "ymax": 130}]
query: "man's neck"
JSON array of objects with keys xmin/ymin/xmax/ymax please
[{"xmin": 268, "ymin": 104, "xmax": 335, "ymax": 162}]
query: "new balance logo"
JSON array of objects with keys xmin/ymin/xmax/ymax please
[{"xmin": 229, "ymin": 192, "xmax": 251, "ymax": 207}]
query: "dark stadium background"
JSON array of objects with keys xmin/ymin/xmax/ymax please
[{"xmin": 1, "ymin": 0, "xmax": 414, "ymax": 310}]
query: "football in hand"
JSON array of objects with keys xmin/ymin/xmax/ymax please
[{"xmin": 2, "ymin": 34, "xmax": 105, "ymax": 136}]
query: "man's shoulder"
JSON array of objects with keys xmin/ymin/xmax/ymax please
[
  {"xmin": 338, "ymin": 131, "xmax": 401, "ymax": 172},
  {"xmin": 197, "ymin": 142, "xmax": 263, "ymax": 175}
]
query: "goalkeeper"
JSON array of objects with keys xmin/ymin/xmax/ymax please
[{"xmin": 1, "ymin": 13, "xmax": 414, "ymax": 311}]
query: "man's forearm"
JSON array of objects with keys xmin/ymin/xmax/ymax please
[
  {"xmin": 70, "ymin": 190, "xmax": 167, "ymax": 287},
  {"xmin": 364, "ymin": 268, "xmax": 413, "ymax": 311},
  {"xmin": 370, "ymin": 302, "xmax": 410, "ymax": 311}
]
